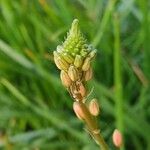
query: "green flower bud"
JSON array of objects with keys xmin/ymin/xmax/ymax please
[
  {"xmin": 62, "ymin": 19, "xmax": 88, "ymax": 56},
  {"xmin": 53, "ymin": 51, "xmax": 60, "ymax": 58},
  {"xmin": 82, "ymin": 57, "xmax": 91, "ymax": 71},
  {"xmin": 68, "ymin": 65, "xmax": 79, "ymax": 81},
  {"xmin": 80, "ymin": 49, "xmax": 88, "ymax": 57},
  {"xmin": 88, "ymin": 49, "xmax": 97, "ymax": 59},
  {"xmin": 56, "ymin": 45, "xmax": 64, "ymax": 53},
  {"xmin": 61, "ymin": 53, "xmax": 74, "ymax": 64},
  {"xmin": 74, "ymin": 55, "xmax": 83, "ymax": 68},
  {"xmin": 60, "ymin": 70, "xmax": 72, "ymax": 87},
  {"xmin": 53, "ymin": 51, "xmax": 69, "ymax": 70}
]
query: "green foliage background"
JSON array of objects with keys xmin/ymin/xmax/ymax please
[{"xmin": 0, "ymin": 0, "xmax": 150, "ymax": 150}]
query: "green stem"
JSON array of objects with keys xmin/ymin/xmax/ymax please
[
  {"xmin": 92, "ymin": 0, "xmax": 116, "ymax": 47},
  {"xmin": 78, "ymin": 102, "xmax": 109, "ymax": 150},
  {"xmin": 113, "ymin": 14, "xmax": 124, "ymax": 149}
]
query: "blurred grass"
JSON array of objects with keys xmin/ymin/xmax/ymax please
[{"xmin": 0, "ymin": 0, "xmax": 150, "ymax": 150}]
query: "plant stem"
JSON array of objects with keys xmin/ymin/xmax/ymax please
[
  {"xmin": 113, "ymin": 13, "xmax": 124, "ymax": 150},
  {"xmin": 78, "ymin": 102, "xmax": 109, "ymax": 150}
]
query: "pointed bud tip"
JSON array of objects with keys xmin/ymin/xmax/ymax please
[
  {"xmin": 72, "ymin": 19, "xmax": 79, "ymax": 27},
  {"xmin": 71, "ymin": 19, "xmax": 79, "ymax": 35}
]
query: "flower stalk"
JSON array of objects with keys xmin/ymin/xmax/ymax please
[{"xmin": 53, "ymin": 19, "xmax": 109, "ymax": 150}]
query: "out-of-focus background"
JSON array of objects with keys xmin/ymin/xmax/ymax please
[{"xmin": 0, "ymin": 0, "xmax": 150, "ymax": 150}]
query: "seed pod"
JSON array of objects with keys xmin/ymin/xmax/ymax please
[
  {"xmin": 68, "ymin": 65, "xmax": 79, "ymax": 81},
  {"xmin": 112, "ymin": 129, "xmax": 123, "ymax": 148},
  {"xmin": 88, "ymin": 49, "xmax": 97, "ymax": 59},
  {"xmin": 73, "ymin": 102, "xmax": 85, "ymax": 120},
  {"xmin": 89, "ymin": 98, "xmax": 100, "ymax": 116},
  {"xmin": 82, "ymin": 57, "xmax": 91, "ymax": 71},
  {"xmin": 78, "ymin": 82, "xmax": 86, "ymax": 97},
  {"xmin": 60, "ymin": 70, "xmax": 72, "ymax": 87},
  {"xmin": 61, "ymin": 53, "xmax": 74, "ymax": 64},
  {"xmin": 74, "ymin": 55, "xmax": 83, "ymax": 68},
  {"xmin": 84, "ymin": 67, "xmax": 93, "ymax": 81}
]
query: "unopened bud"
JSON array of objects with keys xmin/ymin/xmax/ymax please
[
  {"xmin": 68, "ymin": 65, "xmax": 79, "ymax": 81},
  {"xmin": 88, "ymin": 49, "xmax": 97, "ymax": 59},
  {"xmin": 78, "ymin": 83, "xmax": 86, "ymax": 97},
  {"xmin": 56, "ymin": 45, "xmax": 63, "ymax": 53},
  {"xmin": 53, "ymin": 51, "xmax": 69, "ymax": 70},
  {"xmin": 82, "ymin": 57, "xmax": 91, "ymax": 71},
  {"xmin": 84, "ymin": 67, "xmax": 93, "ymax": 81},
  {"xmin": 60, "ymin": 70, "xmax": 72, "ymax": 87},
  {"xmin": 74, "ymin": 55, "xmax": 83, "ymax": 68},
  {"xmin": 73, "ymin": 102, "xmax": 85, "ymax": 120},
  {"xmin": 61, "ymin": 53, "xmax": 74, "ymax": 64},
  {"xmin": 112, "ymin": 129, "xmax": 123, "ymax": 148},
  {"xmin": 53, "ymin": 51, "xmax": 60, "ymax": 58},
  {"xmin": 89, "ymin": 99, "xmax": 99, "ymax": 116},
  {"xmin": 80, "ymin": 49, "xmax": 88, "ymax": 57}
]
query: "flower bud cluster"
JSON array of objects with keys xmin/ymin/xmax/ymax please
[{"xmin": 53, "ymin": 19, "xmax": 97, "ymax": 101}]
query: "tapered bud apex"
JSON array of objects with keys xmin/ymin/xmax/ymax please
[
  {"xmin": 74, "ymin": 55, "xmax": 83, "ymax": 68},
  {"xmin": 73, "ymin": 102, "xmax": 85, "ymax": 120},
  {"xmin": 53, "ymin": 51, "xmax": 69, "ymax": 70},
  {"xmin": 68, "ymin": 66, "xmax": 79, "ymax": 81},
  {"xmin": 82, "ymin": 57, "xmax": 91, "ymax": 71},
  {"xmin": 84, "ymin": 67, "xmax": 93, "ymax": 81},
  {"xmin": 112, "ymin": 129, "xmax": 123, "ymax": 148},
  {"xmin": 70, "ymin": 19, "xmax": 79, "ymax": 36},
  {"xmin": 60, "ymin": 70, "xmax": 72, "ymax": 87},
  {"xmin": 89, "ymin": 99, "xmax": 99, "ymax": 116}
]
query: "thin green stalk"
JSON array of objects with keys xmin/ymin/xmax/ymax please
[
  {"xmin": 140, "ymin": 0, "xmax": 150, "ymax": 80},
  {"xmin": 113, "ymin": 13, "xmax": 124, "ymax": 149},
  {"xmin": 79, "ymin": 102, "xmax": 109, "ymax": 150},
  {"xmin": 92, "ymin": 0, "xmax": 116, "ymax": 47}
]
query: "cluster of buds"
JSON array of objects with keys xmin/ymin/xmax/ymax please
[
  {"xmin": 53, "ymin": 19, "xmax": 109, "ymax": 150},
  {"xmin": 53, "ymin": 19, "xmax": 97, "ymax": 101},
  {"xmin": 73, "ymin": 98, "xmax": 100, "ymax": 121}
]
